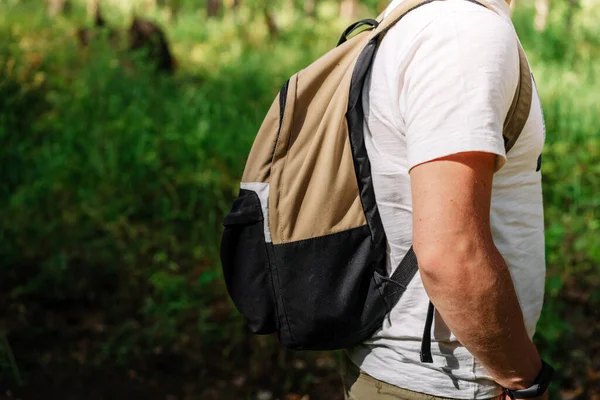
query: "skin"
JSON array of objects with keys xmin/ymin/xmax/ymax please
[{"xmin": 410, "ymin": 152, "xmax": 547, "ymax": 400}]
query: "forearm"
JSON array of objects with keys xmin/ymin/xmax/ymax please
[{"xmin": 416, "ymin": 237, "xmax": 542, "ymax": 390}]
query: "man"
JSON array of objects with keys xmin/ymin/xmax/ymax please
[{"xmin": 343, "ymin": 0, "xmax": 548, "ymax": 399}]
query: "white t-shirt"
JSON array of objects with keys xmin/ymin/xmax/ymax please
[{"xmin": 349, "ymin": 0, "xmax": 547, "ymax": 398}]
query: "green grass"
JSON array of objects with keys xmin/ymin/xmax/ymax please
[{"xmin": 0, "ymin": 0, "xmax": 598, "ymax": 397}]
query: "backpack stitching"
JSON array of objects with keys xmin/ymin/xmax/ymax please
[{"xmin": 270, "ymin": 75, "xmax": 297, "ymax": 344}]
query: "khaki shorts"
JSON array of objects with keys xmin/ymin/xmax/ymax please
[{"xmin": 340, "ymin": 351, "xmax": 503, "ymax": 400}]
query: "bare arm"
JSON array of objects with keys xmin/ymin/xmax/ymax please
[{"xmin": 410, "ymin": 152, "xmax": 542, "ymax": 393}]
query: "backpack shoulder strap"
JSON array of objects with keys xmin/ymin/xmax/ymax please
[
  {"xmin": 371, "ymin": 0, "xmax": 438, "ymax": 35},
  {"xmin": 503, "ymin": 43, "xmax": 532, "ymax": 153}
]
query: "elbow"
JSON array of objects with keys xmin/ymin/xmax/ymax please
[
  {"xmin": 413, "ymin": 236, "xmax": 493, "ymax": 285},
  {"xmin": 413, "ymin": 245, "xmax": 454, "ymax": 284}
]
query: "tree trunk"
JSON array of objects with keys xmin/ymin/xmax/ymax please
[
  {"xmin": 207, "ymin": 0, "xmax": 222, "ymax": 17},
  {"xmin": 305, "ymin": 0, "xmax": 318, "ymax": 18},
  {"xmin": 46, "ymin": 0, "xmax": 69, "ymax": 17},
  {"xmin": 159, "ymin": 0, "xmax": 183, "ymax": 22},
  {"xmin": 340, "ymin": 0, "xmax": 357, "ymax": 20},
  {"xmin": 264, "ymin": 7, "xmax": 280, "ymax": 37},
  {"xmin": 86, "ymin": 0, "xmax": 105, "ymax": 27},
  {"xmin": 87, "ymin": 0, "xmax": 98, "ymax": 19},
  {"xmin": 224, "ymin": 0, "xmax": 241, "ymax": 9},
  {"xmin": 565, "ymin": 0, "xmax": 580, "ymax": 33},
  {"xmin": 534, "ymin": 0, "xmax": 550, "ymax": 31}
]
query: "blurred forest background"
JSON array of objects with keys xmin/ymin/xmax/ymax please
[{"xmin": 0, "ymin": 0, "xmax": 598, "ymax": 399}]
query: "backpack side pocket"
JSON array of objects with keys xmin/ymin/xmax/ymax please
[{"xmin": 220, "ymin": 188, "xmax": 277, "ymax": 334}]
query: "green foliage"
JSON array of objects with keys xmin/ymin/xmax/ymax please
[
  {"xmin": 0, "ymin": 4, "xmax": 272, "ymax": 364},
  {"xmin": 0, "ymin": 0, "xmax": 336, "ymax": 375},
  {"xmin": 0, "ymin": 0, "xmax": 598, "ymax": 397}
]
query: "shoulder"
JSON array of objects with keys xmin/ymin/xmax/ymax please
[
  {"xmin": 394, "ymin": 1, "xmax": 520, "ymax": 113},
  {"xmin": 383, "ymin": 0, "xmax": 519, "ymax": 73},
  {"xmin": 379, "ymin": 1, "xmax": 523, "ymax": 171},
  {"xmin": 378, "ymin": 0, "xmax": 521, "ymax": 107},
  {"xmin": 423, "ymin": 1, "xmax": 519, "ymax": 66}
]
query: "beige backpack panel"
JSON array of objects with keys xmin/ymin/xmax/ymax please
[{"xmin": 245, "ymin": 33, "xmax": 374, "ymax": 244}]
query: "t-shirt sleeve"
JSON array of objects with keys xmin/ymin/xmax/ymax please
[{"xmin": 400, "ymin": 9, "xmax": 520, "ymax": 172}]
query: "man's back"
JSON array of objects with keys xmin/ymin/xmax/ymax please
[{"xmin": 348, "ymin": 0, "xmax": 546, "ymax": 398}]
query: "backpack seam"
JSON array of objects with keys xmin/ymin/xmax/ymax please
[
  {"xmin": 277, "ymin": 76, "xmax": 297, "ymax": 245},
  {"xmin": 272, "ymin": 224, "xmax": 369, "ymax": 246}
]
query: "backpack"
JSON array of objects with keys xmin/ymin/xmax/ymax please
[{"xmin": 220, "ymin": 0, "xmax": 532, "ymax": 360}]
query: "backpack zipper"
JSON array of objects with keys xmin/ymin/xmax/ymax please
[
  {"xmin": 278, "ymin": 79, "xmax": 290, "ymax": 133},
  {"xmin": 269, "ymin": 79, "xmax": 291, "ymax": 165}
]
